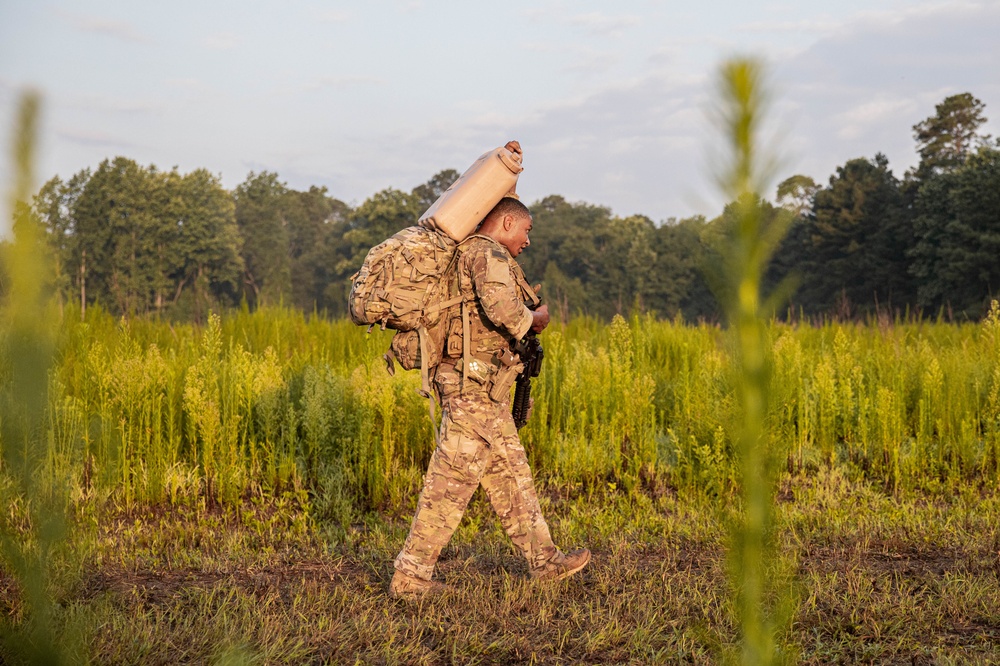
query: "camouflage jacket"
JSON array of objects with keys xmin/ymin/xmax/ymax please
[{"xmin": 435, "ymin": 235, "xmax": 538, "ymax": 402}]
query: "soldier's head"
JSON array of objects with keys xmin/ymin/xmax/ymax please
[{"xmin": 479, "ymin": 197, "xmax": 533, "ymax": 258}]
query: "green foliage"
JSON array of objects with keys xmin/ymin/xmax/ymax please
[
  {"xmin": 520, "ymin": 195, "xmax": 721, "ymax": 321},
  {"xmin": 912, "ymin": 92, "xmax": 989, "ymax": 176},
  {"xmin": 775, "ymin": 175, "xmax": 818, "ymax": 217},
  {"xmin": 33, "ymin": 159, "xmax": 244, "ymax": 320},
  {"xmin": 162, "ymin": 169, "xmax": 244, "ymax": 319},
  {"xmin": 0, "ymin": 91, "xmax": 79, "ymax": 666},
  {"xmin": 792, "ymin": 154, "xmax": 913, "ymax": 315},
  {"xmin": 411, "ymin": 168, "xmax": 459, "ymax": 212},
  {"xmin": 15, "ymin": 89, "xmax": 998, "ymax": 322},
  {"xmin": 909, "ymin": 146, "xmax": 1000, "ymax": 316},
  {"xmin": 764, "ymin": 92, "xmax": 995, "ymax": 320},
  {"xmin": 7, "ymin": 305, "xmax": 998, "ymax": 513},
  {"xmin": 234, "ymin": 172, "xmax": 292, "ymax": 309}
]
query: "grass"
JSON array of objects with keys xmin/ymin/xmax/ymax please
[
  {"xmin": 3, "ymin": 303, "xmax": 1000, "ymax": 664},
  {"xmin": 3, "ymin": 468, "xmax": 996, "ymax": 664},
  {"xmin": 30, "ymin": 305, "xmax": 1000, "ymax": 511}
]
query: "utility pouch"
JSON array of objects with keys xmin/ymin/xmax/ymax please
[
  {"xmin": 489, "ymin": 362, "xmax": 523, "ymax": 402},
  {"xmin": 390, "ymin": 330, "xmax": 420, "ymax": 371},
  {"xmin": 445, "ymin": 317, "xmax": 464, "ymax": 358},
  {"xmin": 459, "ymin": 356, "xmax": 492, "ymax": 385}
]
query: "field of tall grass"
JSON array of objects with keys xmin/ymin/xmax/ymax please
[
  {"xmin": 5, "ymin": 305, "xmax": 1000, "ymax": 663},
  {"xmin": 32, "ymin": 302, "xmax": 1000, "ymax": 514}
]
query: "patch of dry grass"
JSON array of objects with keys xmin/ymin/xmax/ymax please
[{"xmin": 3, "ymin": 469, "xmax": 996, "ymax": 664}]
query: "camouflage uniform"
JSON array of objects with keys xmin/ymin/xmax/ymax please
[{"xmin": 394, "ymin": 235, "xmax": 558, "ymax": 581}]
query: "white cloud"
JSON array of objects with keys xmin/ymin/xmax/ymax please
[
  {"xmin": 164, "ymin": 78, "xmax": 209, "ymax": 91},
  {"xmin": 316, "ymin": 10, "xmax": 351, "ymax": 23},
  {"xmin": 60, "ymin": 12, "xmax": 151, "ymax": 44},
  {"xmin": 737, "ymin": 17, "xmax": 842, "ymax": 35},
  {"xmin": 305, "ymin": 76, "xmax": 385, "ymax": 91},
  {"xmin": 65, "ymin": 94, "xmax": 160, "ymax": 115},
  {"xmin": 56, "ymin": 128, "xmax": 133, "ymax": 149},
  {"xmin": 560, "ymin": 48, "xmax": 621, "ymax": 76},
  {"xmin": 203, "ymin": 32, "xmax": 240, "ymax": 50},
  {"xmin": 774, "ymin": 1, "xmax": 1000, "ymax": 181},
  {"xmin": 397, "ymin": 0, "xmax": 424, "ymax": 13},
  {"xmin": 21, "ymin": 0, "xmax": 1000, "ymax": 227},
  {"xmin": 520, "ymin": 7, "xmax": 548, "ymax": 22},
  {"xmin": 519, "ymin": 40, "xmax": 560, "ymax": 54},
  {"xmin": 835, "ymin": 97, "xmax": 920, "ymax": 140},
  {"xmin": 567, "ymin": 12, "xmax": 640, "ymax": 37}
]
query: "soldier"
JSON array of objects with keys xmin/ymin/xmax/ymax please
[{"xmin": 390, "ymin": 194, "xmax": 591, "ymax": 598}]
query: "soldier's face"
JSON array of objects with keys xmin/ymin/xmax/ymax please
[{"xmin": 505, "ymin": 213, "xmax": 533, "ymax": 257}]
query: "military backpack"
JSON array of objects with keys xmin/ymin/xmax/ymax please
[{"xmin": 348, "ymin": 225, "xmax": 468, "ymax": 399}]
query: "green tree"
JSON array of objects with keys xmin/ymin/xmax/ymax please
[
  {"xmin": 595, "ymin": 214, "xmax": 657, "ymax": 315},
  {"xmin": 161, "ymin": 169, "xmax": 244, "ymax": 319},
  {"xmin": 284, "ymin": 185, "xmax": 350, "ymax": 312},
  {"xmin": 31, "ymin": 170, "xmax": 88, "ymax": 314},
  {"xmin": 71, "ymin": 157, "xmax": 163, "ymax": 315},
  {"xmin": 523, "ymin": 195, "xmax": 610, "ymax": 316},
  {"xmin": 913, "ymin": 92, "xmax": 989, "ymax": 176},
  {"xmin": 795, "ymin": 154, "xmax": 912, "ymax": 314},
  {"xmin": 328, "ymin": 187, "xmax": 420, "ymax": 311},
  {"xmin": 775, "ymin": 174, "xmax": 819, "ymax": 217},
  {"xmin": 702, "ymin": 195, "xmax": 791, "ymax": 320},
  {"xmin": 234, "ymin": 172, "xmax": 291, "ymax": 308},
  {"xmin": 647, "ymin": 216, "xmax": 719, "ymax": 321},
  {"xmin": 909, "ymin": 146, "xmax": 1000, "ymax": 316}
]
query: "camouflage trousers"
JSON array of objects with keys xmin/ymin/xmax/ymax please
[{"xmin": 394, "ymin": 392, "xmax": 557, "ymax": 581}]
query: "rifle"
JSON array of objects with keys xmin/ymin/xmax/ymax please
[{"xmin": 511, "ymin": 331, "xmax": 543, "ymax": 429}]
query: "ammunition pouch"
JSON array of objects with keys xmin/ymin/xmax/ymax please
[{"xmin": 445, "ymin": 317, "xmax": 464, "ymax": 358}]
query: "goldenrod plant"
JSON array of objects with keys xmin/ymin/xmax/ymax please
[{"xmin": 711, "ymin": 59, "xmax": 796, "ymax": 665}]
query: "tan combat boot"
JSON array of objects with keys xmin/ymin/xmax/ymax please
[
  {"xmin": 530, "ymin": 548, "xmax": 591, "ymax": 581},
  {"xmin": 389, "ymin": 570, "xmax": 450, "ymax": 599}
]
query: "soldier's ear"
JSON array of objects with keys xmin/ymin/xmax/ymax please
[{"xmin": 502, "ymin": 214, "xmax": 514, "ymax": 231}]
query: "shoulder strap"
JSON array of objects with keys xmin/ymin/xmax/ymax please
[{"xmin": 511, "ymin": 262, "xmax": 540, "ymax": 307}]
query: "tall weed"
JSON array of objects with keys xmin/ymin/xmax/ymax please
[{"xmin": 0, "ymin": 92, "xmax": 82, "ymax": 665}]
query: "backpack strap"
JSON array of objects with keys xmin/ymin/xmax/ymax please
[
  {"xmin": 512, "ymin": 263, "xmax": 540, "ymax": 307},
  {"xmin": 416, "ymin": 325, "xmax": 441, "ymax": 445},
  {"xmin": 423, "ymin": 294, "xmax": 465, "ymax": 314},
  {"xmin": 461, "ymin": 300, "xmax": 471, "ymax": 392},
  {"xmin": 453, "ymin": 235, "xmax": 481, "ymax": 393}
]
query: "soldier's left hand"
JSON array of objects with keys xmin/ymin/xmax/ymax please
[{"xmin": 530, "ymin": 304, "xmax": 550, "ymax": 333}]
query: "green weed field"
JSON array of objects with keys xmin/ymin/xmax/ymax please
[{"xmin": 3, "ymin": 306, "xmax": 1000, "ymax": 663}]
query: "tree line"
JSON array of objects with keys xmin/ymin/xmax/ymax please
[{"xmin": 5, "ymin": 92, "xmax": 998, "ymax": 322}]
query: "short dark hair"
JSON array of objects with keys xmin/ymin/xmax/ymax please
[{"xmin": 486, "ymin": 196, "xmax": 530, "ymax": 222}]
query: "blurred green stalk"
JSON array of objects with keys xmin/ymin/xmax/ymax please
[
  {"xmin": 713, "ymin": 59, "xmax": 793, "ymax": 665},
  {"xmin": 1, "ymin": 92, "xmax": 70, "ymax": 664}
]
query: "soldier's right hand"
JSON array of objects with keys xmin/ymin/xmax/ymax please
[
  {"xmin": 530, "ymin": 304, "xmax": 550, "ymax": 333},
  {"xmin": 504, "ymin": 140, "xmax": 522, "ymax": 156}
]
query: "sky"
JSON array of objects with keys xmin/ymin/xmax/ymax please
[{"xmin": 1, "ymin": 0, "xmax": 998, "ymax": 232}]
